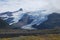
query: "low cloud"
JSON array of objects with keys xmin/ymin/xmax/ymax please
[{"xmin": 0, "ymin": 0, "xmax": 60, "ymax": 13}]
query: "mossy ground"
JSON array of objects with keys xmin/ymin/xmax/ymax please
[{"xmin": 0, "ymin": 34, "xmax": 60, "ymax": 40}]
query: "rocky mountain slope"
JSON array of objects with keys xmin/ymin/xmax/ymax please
[{"xmin": 32, "ymin": 13, "xmax": 60, "ymax": 29}]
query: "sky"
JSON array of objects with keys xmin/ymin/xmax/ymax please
[{"xmin": 0, "ymin": 0, "xmax": 60, "ymax": 13}]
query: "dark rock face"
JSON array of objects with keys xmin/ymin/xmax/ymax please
[
  {"xmin": 0, "ymin": 18, "xmax": 10, "ymax": 29},
  {"xmin": 32, "ymin": 13, "xmax": 60, "ymax": 29},
  {"xmin": 0, "ymin": 11, "xmax": 12, "ymax": 16},
  {"xmin": 5, "ymin": 18, "xmax": 14, "ymax": 24}
]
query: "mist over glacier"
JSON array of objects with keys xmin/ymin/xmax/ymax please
[
  {"xmin": 0, "ymin": 9, "xmax": 57, "ymax": 29},
  {"xmin": 0, "ymin": 0, "xmax": 60, "ymax": 29}
]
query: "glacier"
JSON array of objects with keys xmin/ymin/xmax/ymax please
[{"xmin": 0, "ymin": 9, "xmax": 53, "ymax": 29}]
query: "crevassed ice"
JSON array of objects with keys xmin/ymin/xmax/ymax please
[{"xmin": 0, "ymin": 9, "xmax": 51, "ymax": 29}]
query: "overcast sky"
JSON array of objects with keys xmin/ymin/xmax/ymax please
[{"xmin": 0, "ymin": 0, "xmax": 60, "ymax": 13}]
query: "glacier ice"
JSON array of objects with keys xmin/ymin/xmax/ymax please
[{"xmin": 0, "ymin": 9, "xmax": 51, "ymax": 29}]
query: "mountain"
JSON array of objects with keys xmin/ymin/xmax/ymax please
[
  {"xmin": 32, "ymin": 13, "xmax": 60, "ymax": 29},
  {"xmin": 11, "ymin": 12, "xmax": 60, "ymax": 29},
  {"xmin": 0, "ymin": 8, "xmax": 60, "ymax": 30},
  {"xmin": 0, "ymin": 9, "xmax": 48, "ymax": 29}
]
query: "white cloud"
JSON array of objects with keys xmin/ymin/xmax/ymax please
[
  {"xmin": 0, "ymin": 0, "xmax": 60, "ymax": 13},
  {"xmin": 0, "ymin": 0, "xmax": 50, "ymax": 13}
]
